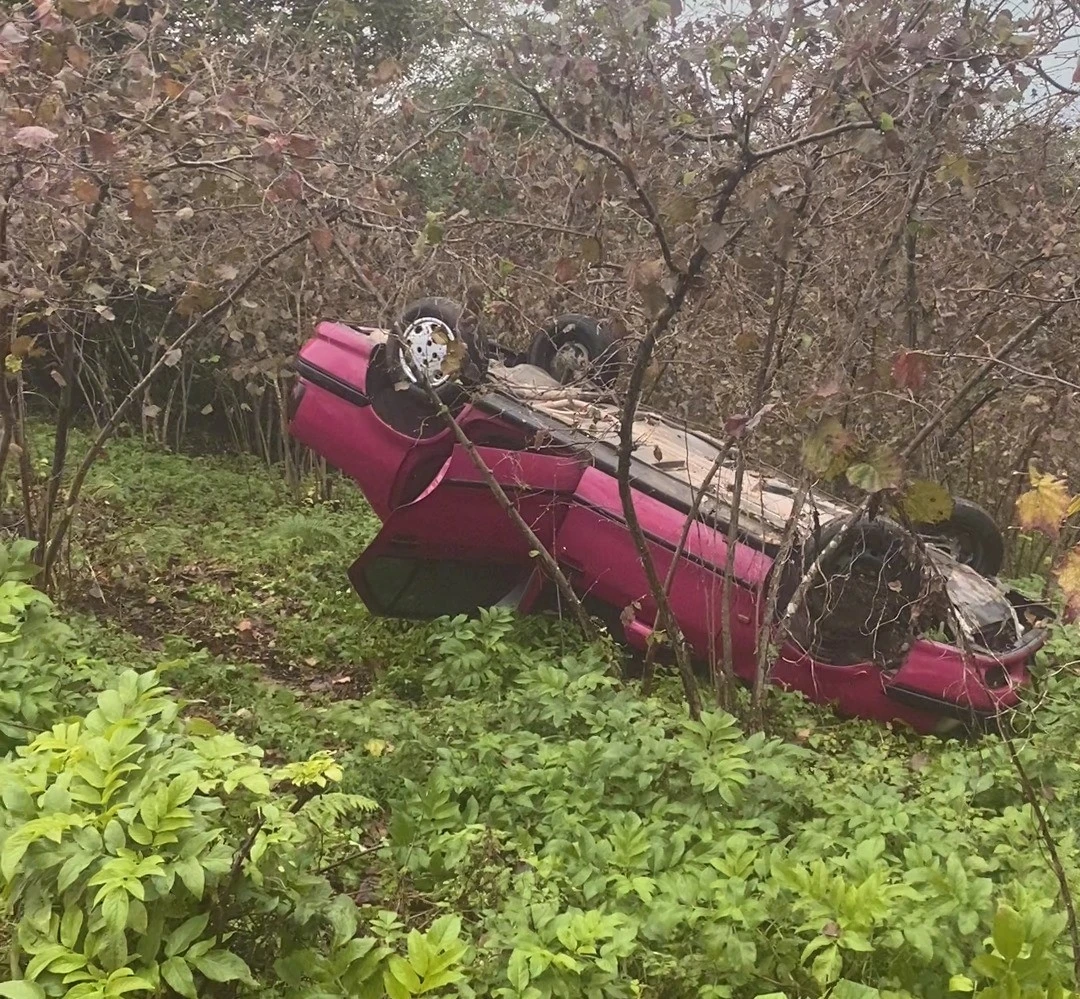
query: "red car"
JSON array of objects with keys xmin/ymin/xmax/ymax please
[{"xmin": 287, "ymin": 297, "xmax": 1053, "ymax": 735}]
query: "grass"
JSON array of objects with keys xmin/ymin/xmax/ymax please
[{"xmin": 15, "ymin": 425, "xmax": 1080, "ymax": 996}]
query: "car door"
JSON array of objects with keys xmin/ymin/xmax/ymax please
[{"xmin": 349, "ymin": 444, "xmax": 586, "ymax": 620}]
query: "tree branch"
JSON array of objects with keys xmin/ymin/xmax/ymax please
[{"xmin": 512, "ymin": 76, "xmax": 680, "ymax": 275}]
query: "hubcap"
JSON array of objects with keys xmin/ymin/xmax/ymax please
[
  {"xmin": 398, "ymin": 317, "xmax": 454, "ymax": 388},
  {"xmin": 552, "ymin": 341, "xmax": 590, "ymax": 383}
]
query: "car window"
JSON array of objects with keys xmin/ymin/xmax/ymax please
[{"xmin": 360, "ymin": 556, "xmax": 525, "ymax": 618}]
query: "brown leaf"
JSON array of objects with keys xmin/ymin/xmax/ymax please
[
  {"xmin": 245, "ymin": 115, "xmax": 277, "ymax": 133},
  {"xmin": 176, "ymin": 282, "xmax": 217, "ymax": 318},
  {"xmin": 9, "ymin": 335, "xmax": 36, "ymax": 359},
  {"xmin": 236, "ymin": 618, "xmax": 254, "ymax": 632},
  {"xmin": 162, "ymin": 76, "xmax": 186, "ymax": 99},
  {"xmin": 891, "ymin": 350, "xmax": 931, "ymax": 393},
  {"xmin": 288, "ymin": 133, "xmax": 320, "ymax": 157},
  {"xmin": 268, "ymin": 170, "xmax": 304, "ymax": 202},
  {"xmin": 370, "ymin": 57, "xmax": 402, "ymax": 86},
  {"xmin": 628, "ymin": 257, "xmax": 665, "ymax": 291},
  {"xmin": 553, "ymin": 257, "xmax": 579, "ymax": 284},
  {"xmin": 725, "ymin": 406, "xmax": 772, "ymax": 439},
  {"xmin": 66, "ymin": 44, "xmax": 90, "ymax": 72},
  {"xmin": 1055, "ymin": 546, "xmax": 1080, "ymax": 623},
  {"xmin": 128, "ymin": 177, "xmax": 153, "ymax": 208},
  {"xmin": 309, "ymin": 228, "xmax": 334, "ymax": 254},
  {"xmin": 87, "ymin": 129, "xmax": 116, "ymax": 162},
  {"xmin": 701, "ymin": 223, "xmax": 728, "ymax": 254},
  {"xmin": 638, "ymin": 282, "xmax": 668, "ymax": 317},
  {"xmin": 215, "ymin": 264, "xmax": 239, "ymax": 281},
  {"xmin": 581, "ymin": 236, "xmax": 602, "ymax": 265},
  {"xmin": 13, "ymin": 125, "xmax": 58, "ymax": 149},
  {"xmin": 663, "ymin": 193, "xmax": 698, "ymax": 225},
  {"xmin": 72, "ymin": 176, "xmax": 101, "ymax": 204}
]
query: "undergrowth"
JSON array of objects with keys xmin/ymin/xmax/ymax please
[{"xmin": 3, "ymin": 429, "xmax": 1080, "ymax": 998}]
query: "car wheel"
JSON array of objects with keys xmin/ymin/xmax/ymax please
[
  {"xmin": 786, "ymin": 518, "xmax": 931, "ymax": 664},
  {"xmin": 386, "ymin": 297, "xmax": 487, "ymax": 404},
  {"xmin": 526, "ymin": 314, "xmax": 625, "ymax": 388},
  {"xmin": 914, "ymin": 497, "xmax": 1004, "ymax": 578}
]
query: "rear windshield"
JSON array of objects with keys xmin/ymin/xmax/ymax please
[{"xmin": 358, "ymin": 556, "xmax": 524, "ymax": 619}]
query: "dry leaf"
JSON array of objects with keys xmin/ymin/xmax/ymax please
[
  {"xmin": 1016, "ymin": 464, "xmax": 1073, "ymax": 539},
  {"xmin": 13, "ymin": 125, "xmax": 58, "ymax": 149}
]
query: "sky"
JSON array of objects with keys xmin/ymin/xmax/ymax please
[{"xmin": 680, "ymin": 0, "xmax": 1079, "ymax": 96}]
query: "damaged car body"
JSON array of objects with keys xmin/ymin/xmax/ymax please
[{"xmin": 287, "ymin": 299, "xmax": 1054, "ymax": 735}]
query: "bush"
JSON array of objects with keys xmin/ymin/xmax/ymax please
[
  {"xmin": 3, "ymin": 543, "xmax": 1079, "ymax": 999},
  {"xmin": 0, "ymin": 544, "xmax": 467, "ymax": 999}
]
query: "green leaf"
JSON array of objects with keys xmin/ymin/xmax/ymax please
[
  {"xmin": 802, "ymin": 417, "xmax": 855, "ymax": 479},
  {"xmin": 387, "ymin": 954, "xmax": 421, "ymax": 996},
  {"xmin": 846, "ymin": 446, "xmax": 902, "ymax": 493},
  {"xmin": 193, "ymin": 950, "xmax": 255, "ymax": 985},
  {"xmin": 811, "ymin": 943, "xmax": 842, "ymax": 985},
  {"xmin": 60, "ymin": 905, "xmax": 84, "ymax": 949},
  {"xmin": 949, "ymin": 976, "xmax": 976, "ymax": 993},
  {"xmin": 407, "ymin": 929, "xmax": 431, "ymax": 978},
  {"xmin": 58, "ymin": 851, "xmax": 96, "ymax": 892},
  {"xmin": 897, "ymin": 480, "xmax": 954, "ymax": 525},
  {"xmin": 326, "ymin": 895, "xmax": 359, "ymax": 951},
  {"xmin": 102, "ymin": 890, "xmax": 129, "ymax": 935},
  {"xmin": 878, "ymin": 112, "xmax": 895, "ymax": 131},
  {"xmin": 831, "ymin": 981, "xmax": 881, "ymax": 999},
  {"xmin": 166, "ymin": 913, "xmax": 210, "ymax": 958},
  {"xmin": 992, "ymin": 905, "xmax": 1025, "ymax": 961},
  {"xmin": 174, "ymin": 856, "xmax": 205, "ymax": 900},
  {"xmin": 168, "ymin": 771, "xmax": 199, "ymax": 806},
  {"xmin": 0, "ymin": 983, "xmax": 47, "ymax": 999},
  {"xmin": 1, "ymin": 832, "xmax": 30, "ymax": 881},
  {"xmin": 161, "ymin": 957, "xmax": 198, "ymax": 999},
  {"xmin": 97, "ymin": 688, "xmax": 124, "ymax": 723}
]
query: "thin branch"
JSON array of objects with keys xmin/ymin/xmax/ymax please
[
  {"xmin": 749, "ymin": 120, "xmax": 883, "ymax": 161},
  {"xmin": 1002, "ymin": 731, "xmax": 1080, "ymax": 983},
  {"xmin": 512, "ymin": 76, "xmax": 680, "ymax": 275},
  {"xmin": 1029, "ymin": 59, "xmax": 1080, "ymax": 97},
  {"xmin": 415, "ymin": 379, "xmax": 599, "ymax": 642}
]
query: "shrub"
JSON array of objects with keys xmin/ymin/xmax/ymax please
[{"xmin": 0, "ymin": 552, "xmax": 468, "ymax": 998}]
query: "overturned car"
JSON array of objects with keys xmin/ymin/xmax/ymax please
[{"xmin": 287, "ymin": 297, "xmax": 1053, "ymax": 734}]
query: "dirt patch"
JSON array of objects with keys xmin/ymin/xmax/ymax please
[{"xmin": 68, "ymin": 570, "xmax": 371, "ymax": 702}]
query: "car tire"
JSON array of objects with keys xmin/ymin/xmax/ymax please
[
  {"xmin": 773, "ymin": 518, "xmax": 920, "ymax": 612},
  {"xmin": 526, "ymin": 314, "xmax": 625, "ymax": 388},
  {"xmin": 800, "ymin": 518, "xmax": 929, "ymax": 663},
  {"xmin": 386, "ymin": 297, "xmax": 487, "ymax": 404},
  {"xmin": 914, "ymin": 497, "xmax": 1004, "ymax": 578}
]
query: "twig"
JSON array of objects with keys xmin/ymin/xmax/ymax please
[
  {"xmin": 751, "ymin": 482, "xmax": 809, "ymax": 726},
  {"xmin": 1002, "ymin": 730, "xmax": 1080, "ymax": 982}
]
